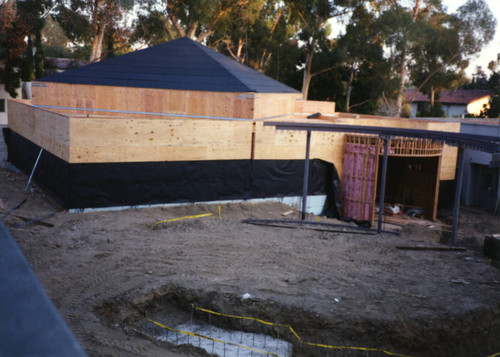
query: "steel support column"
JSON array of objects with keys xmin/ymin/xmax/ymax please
[
  {"xmin": 377, "ymin": 137, "xmax": 390, "ymax": 233},
  {"xmin": 301, "ymin": 130, "xmax": 312, "ymax": 220},
  {"xmin": 450, "ymin": 147, "xmax": 465, "ymax": 246}
]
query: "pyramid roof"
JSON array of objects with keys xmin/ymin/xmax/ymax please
[{"xmin": 37, "ymin": 37, "xmax": 299, "ymax": 94}]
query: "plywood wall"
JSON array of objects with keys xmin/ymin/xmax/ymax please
[
  {"xmin": 32, "ymin": 82, "xmax": 301, "ymax": 120},
  {"xmin": 68, "ymin": 116, "xmax": 254, "ymax": 163},
  {"xmin": 252, "ymin": 93, "xmax": 303, "ymax": 119},
  {"xmin": 8, "ymin": 100, "xmax": 70, "ymax": 161},
  {"xmin": 8, "ymin": 100, "xmax": 459, "ymax": 182},
  {"xmin": 295, "ymin": 100, "xmax": 336, "ymax": 115}
]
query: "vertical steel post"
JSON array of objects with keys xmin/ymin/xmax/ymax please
[
  {"xmin": 301, "ymin": 130, "xmax": 312, "ymax": 220},
  {"xmin": 450, "ymin": 147, "xmax": 465, "ymax": 246},
  {"xmin": 377, "ymin": 137, "xmax": 390, "ymax": 233}
]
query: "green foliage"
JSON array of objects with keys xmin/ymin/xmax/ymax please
[
  {"xmin": 481, "ymin": 95, "xmax": 500, "ymax": 118},
  {"xmin": 416, "ymin": 102, "xmax": 446, "ymax": 117},
  {"xmin": 132, "ymin": 10, "xmax": 172, "ymax": 46},
  {"xmin": 0, "ymin": 1, "xmax": 30, "ymax": 97},
  {"xmin": 2, "ymin": 0, "xmax": 493, "ymax": 115}
]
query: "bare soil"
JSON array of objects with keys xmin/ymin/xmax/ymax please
[{"xmin": 1, "ymin": 167, "xmax": 500, "ymax": 357}]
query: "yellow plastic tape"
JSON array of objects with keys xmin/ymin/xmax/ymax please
[
  {"xmin": 192, "ymin": 305, "xmax": 413, "ymax": 357},
  {"xmin": 155, "ymin": 213, "xmax": 213, "ymax": 225},
  {"xmin": 487, "ymin": 353, "xmax": 500, "ymax": 357},
  {"xmin": 148, "ymin": 319, "xmax": 280, "ymax": 357}
]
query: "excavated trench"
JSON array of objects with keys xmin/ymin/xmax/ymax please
[{"xmin": 95, "ymin": 283, "xmax": 500, "ymax": 357}]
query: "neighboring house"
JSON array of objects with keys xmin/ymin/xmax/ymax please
[
  {"xmin": 406, "ymin": 89, "xmax": 494, "ymax": 118},
  {"xmin": 460, "ymin": 122, "xmax": 500, "ymax": 214}
]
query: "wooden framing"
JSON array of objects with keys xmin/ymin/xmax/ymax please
[
  {"xmin": 341, "ymin": 134, "xmax": 445, "ymax": 223},
  {"xmin": 342, "ymin": 135, "xmax": 380, "ymax": 223}
]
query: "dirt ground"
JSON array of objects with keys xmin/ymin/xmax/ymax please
[{"xmin": 1, "ymin": 166, "xmax": 500, "ymax": 357}]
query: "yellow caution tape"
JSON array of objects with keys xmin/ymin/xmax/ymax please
[
  {"xmin": 192, "ymin": 305, "xmax": 413, "ymax": 357},
  {"xmin": 155, "ymin": 213, "xmax": 213, "ymax": 225},
  {"xmin": 148, "ymin": 319, "xmax": 280, "ymax": 357},
  {"xmin": 487, "ymin": 353, "xmax": 500, "ymax": 357},
  {"xmin": 194, "ymin": 306, "xmax": 289, "ymax": 328}
]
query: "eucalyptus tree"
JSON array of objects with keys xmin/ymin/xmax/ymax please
[
  {"xmin": 285, "ymin": 0, "xmax": 358, "ymax": 99},
  {"xmin": 56, "ymin": 0, "xmax": 134, "ymax": 62},
  {"xmin": 373, "ymin": 0, "xmax": 495, "ymax": 116},
  {"xmin": 338, "ymin": 5, "xmax": 386, "ymax": 112},
  {"xmin": 410, "ymin": 0, "xmax": 495, "ymax": 109},
  {"xmin": 373, "ymin": 0, "xmax": 445, "ymax": 115},
  {"xmin": 207, "ymin": 0, "xmax": 266, "ymax": 64}
]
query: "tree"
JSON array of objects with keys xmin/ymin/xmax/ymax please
[
  {"xmin": 373, "ymin": 0, "xmax": 495, "ymax": 116},
  {"xmin": 57, "ymin": 0, "xmax": 134, "ymax": 62},
  {"xmin": 479, "ymin": 56, "xmax": 500, "ymax": 118},
  {"xmin": 338, "ymin": 5, "xmax": 385, "ymax": 112},
  {"xmin": 408, "ymin": 11, "xmax": 466, "ymax": 112},
  {"xmin": 41, "ymin": 16, "xmax": 72, "ymax": 58},
  {"xmin": 207, "ymin": 0, "xmax": 266, "ymax": 64},
  {"xmin": 132, "ymin": 8, "xmax": 174, "ymax": 46},
  {"xmin": 162, "ymin": 0, "xmax": 237, "ymax": 42},
  {"xmin": 0, "ymin": 0, "xmax": 30, "ymax": 97},
  {"xmin": 17, "ymin": 0, "xmax": 56, "ymax": 80},
  {"xmin": 373, "ymin": 0, "xmax": 444, "ymax": 116},
  {"xmin": 285, "ymin": 0, "xmax": 355, "ymax": 99}
]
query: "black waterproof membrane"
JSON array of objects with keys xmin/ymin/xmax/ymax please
[{"xmin": 4, "ymin": 129, "xmax": 341, "ymax": 215}]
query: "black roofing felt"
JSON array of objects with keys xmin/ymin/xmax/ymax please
[{"xmin": 38, "ymin": 37, "xmax": 299, "ymax": 94}]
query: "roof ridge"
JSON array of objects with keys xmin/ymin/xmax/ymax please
[{"xmin": 185, "ymin": 38, "xmax": 254, "ymax": 92}]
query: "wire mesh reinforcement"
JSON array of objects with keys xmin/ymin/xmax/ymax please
[{"xmin": 148, "ymin": 305, "xmax": 414, "ymax": 357}]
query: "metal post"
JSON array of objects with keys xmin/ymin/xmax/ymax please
[
  {"xmin": 377, "ymin": 137, "xmax": 390, "ymax": 233},
  {"xmin": 450, "ymin": 147, "xmax": 465, "ymax": 246},
  {"xmin": 25, "ymin": 148, "xmax": 43, "ymax": 192},
  {"xmin": 301, "ymin": 130, "xmax": 312, "ymax": 220}
]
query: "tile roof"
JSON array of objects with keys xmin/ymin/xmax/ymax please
[
  {"xmin": 406, "ymin": 89, "xmax": 494, "ymax": 105},
  {"xmin": 36, "ymin": 37, "xmax": 299, "ymax": 94}
]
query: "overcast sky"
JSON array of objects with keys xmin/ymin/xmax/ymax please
[{"xmin": 442, "ymin": 0, "xmax": 500, "ymax": 76}]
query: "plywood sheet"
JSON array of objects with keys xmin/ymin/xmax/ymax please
[
  {"xmin": 252, "ymin": 93, "xmax": 302, "ymax": 119},
  {"xmin": 296, "ymin": 100, "xmax": 336, "ymax": 115},
  {"xmin": 7, "ymin": 100, "xmax": 70, "ymax": 161},
  {"xmin": 8, "ymin": 99, "xmax": 459, "ymax": 183},
  {"xmin": 68, "ymin": 116, "xmax": 254, "ymax": 163},
  {"xmin": 32, "ymin": 82, "xmax": 302, "ymax": 120},
  {"xmin": 32, "ymin": 83, "xmax": 258, "ymax": 119}
]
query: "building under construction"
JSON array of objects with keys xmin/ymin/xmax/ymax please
[{"xmin": 5, "ymin": 37, "xmax": 460, "ymax": 224}]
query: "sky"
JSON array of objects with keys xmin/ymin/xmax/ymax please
[{"xmin": 442, "ymin": 0, "xmax": 500, "ymax": 77}]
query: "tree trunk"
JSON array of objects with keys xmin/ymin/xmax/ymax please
[
  {"xmin": 396, "ymin": 44, "xmax": 407, "ymax": 116},
  {"xmin": 346, "ymin": 64, "xmax": 355, "ymax": 113},
  {"xmin": 430, "ymin": 86, "xmax": 435, "ymax": 111},
  {"xmin": 34, "ymin": 27, "xmax": 44, "ymax": 78},
  {"xmin": 186, "ymin": 22, "xmax": 198, "ymax": 39},
  {"xmin": 301, "ymin": 40, "xmax": 317, "ymax": 100},
  {"xmin": 167, "ymin": 13, "xmax": 186, "ymax": 38},
  {"xmin": 90, "ymin": 23, "xmax": 106, "ymax": 62}
]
